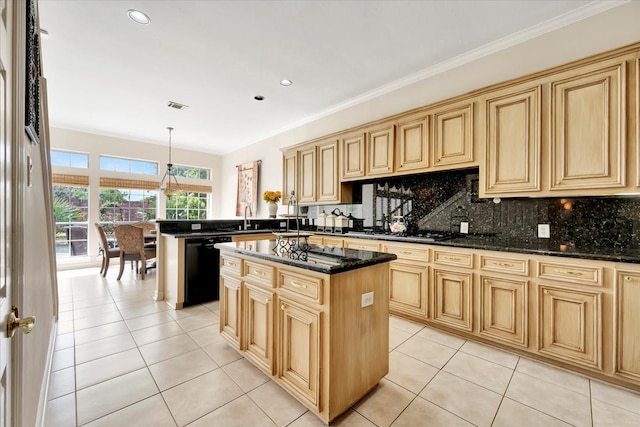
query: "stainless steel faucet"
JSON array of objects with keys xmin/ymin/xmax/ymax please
[{"xmin": 244, "ymin": 205, "xmax": 252, "ymax": 230}]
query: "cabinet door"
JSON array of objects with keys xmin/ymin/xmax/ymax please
[
  {"xmin": 389, "ymin": 262, "xmax": 428, "ymax": 319},
  {"xmin": 615, "ymin": 270, "xmax": 640, "ymax": 381},
  {"xmin": 432, "ymin": 269, "xmax": 472, "ymax": 331},
  {"xmin": 484, "ymin": 86, "xmax": 541, "ymax": 194},
  {"xmin": 317, "ymin": 139, "xmax": 339, "ymax": 203},
  {"xmin": 396, "ymin": 116, "xmax": 429, "ymax": 173},
  {"xmin": 298, "ymin": 146, "xmax": 316, "ymax": 203},
  {"xmin": 220, "ymin": 275, "xmax": 242, "ymax": 349},
  {"xmin": 278, "ymin": 298, "xmax": 321, "ymax": 411},
  {"xmin": 282, "ymin": 151, "xmax": 297, "ymax": 205},
  {"xmin": 341, "ymin": 132, "xmax": 365, "ymax": 180},
  {"xmin": 538, "ymin": 284, "xmax": 602, "ymax": 370},
  {"xmin": 550, "ymin": 61, "xmax": 625, "ymax": 190},
  {"xmin": 244, "ymin": 283, "xmax": 275, "ymax": 375},
  {"xmin": 366, "ymin": 124, "xmax": 395, "ymax": 176},
  {"xmin": 480, "ymin": 276, "xmax": 528, "ymax": 347},
  {"xmin": 432, "ymin": 101, "xmax": 474, "ymax": 167}
]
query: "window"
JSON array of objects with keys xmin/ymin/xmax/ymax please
[
  {"xmin": 172, "ymin": 165, "xmax": 211, "ymax": 180},
  {"xmin": 99, "ymin": 156, "xmax": 158, "ymax": 175},
  {"xmin": 51, "ymin": 150, "xmax": 89, "ymax": 168},
  {"xmin": 99, "ymin": 188, "xmax": 158, "ymax": 232},
  {"xmin": 53, "ymin": 185, "xmax": 89, "ymax": 258},
  {"xmin": 165, "ymin": 192, "xmax": 208, "ymax": 220}
]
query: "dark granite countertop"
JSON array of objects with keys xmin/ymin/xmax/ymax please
[
  {"xmin": 162, "ymin": 229, "xmax": 276, "ymax": 238},
  {"xmin": 215, "ymin": 240, "xmax": 397, "ymax": 274},
  {"xmin": 337, "ymin": 231, "xmax": 640, "ymax": 264}
]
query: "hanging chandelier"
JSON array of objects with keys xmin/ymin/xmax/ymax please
[{"xmin": 159, "ymin": 126, "xmax": 181, "ymax": 196}]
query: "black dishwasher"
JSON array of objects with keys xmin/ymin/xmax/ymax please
[{"xmin": 184, "ymin": 236, "xmax": 232, "ymax": 306}]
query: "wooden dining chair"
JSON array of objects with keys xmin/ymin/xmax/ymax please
[
  {"xmin": 95, "ymin": 223, "xmax": 120, "ymax": 277},
  {"xmin": 114, "ymin": 224, "xmax": 157, "ymax": 280}
]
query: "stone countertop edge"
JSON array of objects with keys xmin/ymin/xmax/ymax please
[
  {"xmin": 215, "ymin": 241, "xmax": 397, "ymax": 274},
  {"xmin": 161, "ymin": 230, "xmax": 276, "ymax": 238}
]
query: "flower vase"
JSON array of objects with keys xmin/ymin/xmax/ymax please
[{"xmin": 268, "ymin": 202, "xmax": 278, "ymax": 218}]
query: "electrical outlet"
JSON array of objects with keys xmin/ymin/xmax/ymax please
[
  {"xmin": 191, "ymin": 223, "xmax": 202, "ymax": 230},
  {"xmin": 538, "ymin": 224, "xmax": 550, "ymax": 238},
  {"xmin": 460, "ymin": 222, "xmax": 469, "ymax": 234},
  {"xmin": 361, "ymin": 291, "xmax": 374, "ymax": 308}
]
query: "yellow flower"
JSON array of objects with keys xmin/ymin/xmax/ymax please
[{"xmin": 262, "ymin": 190, "xmax": 282, "ymax": 203}]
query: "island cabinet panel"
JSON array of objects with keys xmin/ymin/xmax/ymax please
[
  {"xmin": 537, "ymin": 284, "xmax": 602, "ymax": 370},
  {"xmin": 431, "ymin": 100, "xmax": 474, "ymax": 168},
  {"xmin": 614, "ymin": 270, "xmax": 640, "ymax": 381},
  {"xmin": 484, "ymin": 85, "xmax": 541, "ymax": 195},
  {"xmin": 550, "ymin": 60, "xmax": 626, "ymax": 191},
  {"xmin": 432, "ymin": 269, "xmax": 473, "ymax": 332},
  {"xmin": 244, "ymin": 284, "xmax": 275, "ymax": 375},
  {"xmin": 479, "ymin": 276, "xmax": 528, "ymax": 347},
  {"xmin": 366, "ymin": 123, "xmax": 395, "ymax": 176},
  {"xmin": 396, "ymin": 115, "xmax": 429, "ymax": 173},
  {"xmin": 340, "ymin": 132, "xmax": 366, "ymax": 180},
  {"xmin": 277, "ymin": 297, "xmax": 321, "ymax": 411},
  {"xmin": 220, "ymin": 274, "xmax": 242, "ymax": 349}
]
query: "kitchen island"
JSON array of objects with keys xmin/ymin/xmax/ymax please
[{"xmin": 216, "ymin": 239, "xmax": 396, "ymax": 424}]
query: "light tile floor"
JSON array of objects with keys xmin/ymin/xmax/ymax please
[{"xmin": 46, "ymin": 266, "xmax": 640, "ymax": 426}]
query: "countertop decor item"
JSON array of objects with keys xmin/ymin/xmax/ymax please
[{"xmin": 263, "ymin": 190, "xmax": 281, "ymax": 218}]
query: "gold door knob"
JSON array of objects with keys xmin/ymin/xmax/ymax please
[{"xmin": 7, "ymin": 307, "xmax": 36, "ymax": 338}]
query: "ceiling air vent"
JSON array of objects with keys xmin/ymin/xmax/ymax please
[{"xmin": 167, "ymin": 101, "xmax": 188, "ymax": 110}]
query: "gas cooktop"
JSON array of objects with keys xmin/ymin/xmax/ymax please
[{"xmin": 348, "ymin": 230, "xmax": 458, "ymax": 242}]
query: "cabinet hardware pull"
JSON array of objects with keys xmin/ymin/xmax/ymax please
[
  {"xmin": 254, "ymin": 270, "xmax": 265, "ymax": 276},
  {"xmin": 556, "ymin": 269, "xmax": 582, "ymax": 276},
  {"xmin": 625, "ymin": 276, "xmax": 632, "ymax": 281},
  {"xmin": 495, "ymin": 262, "xmax": 513, "ymax": 267},
  {"xmin": 443, "ymin": 256, "xmax": 461, "ymax": 261},
  {"xmin": 265, "ymin": 299, "xmax": 270, "ymax": 304},
  {"xmin": 544, "ymin": 289, "xmax": 549, "ymax": 294},
  {"xmin": 400, "ymin": 251, "xmax": 412, "ymax": 255},
  {"xmin": 281, "ymin": 304, "xmax": 286, "ymax": 310},
  {"xmin": 228, "ymin": 262, "xmax": 236, "ymax": 267},
  {"xmin": 291, "ymin": 281, "xmax": 307, "ymax": 289}
]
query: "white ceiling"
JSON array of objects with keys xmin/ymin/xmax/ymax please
[{"xmin": 38, "ymin": 0, "xmax": 622, "ymax": 155}]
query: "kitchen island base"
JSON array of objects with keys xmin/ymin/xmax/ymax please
[{"xmin": 217, "ymin": 240, "xmax": 395, "ymax": 424}]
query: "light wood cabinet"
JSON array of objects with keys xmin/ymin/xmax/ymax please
[
  {"xmin": 282, "ymin": 150, "xmax": 297, "ymax": 205},
  {"xmin": 317, "ymin": 139, "xmax": 340, "ymax": 203},
  {"xmin": 244, "ymin": 283, "xmax": 275, "ymax": 374},
  {"xmin": 550, "ymin": 59, "xmax": 626, "ymax": 191},
  {"xmin": 484, "ymin": 85, "xmax": 541, "ymax": 195},
  {"xmin": 537, "ymin": 284, "xmax": 602, "ymax": 370},
  {"xmin": 431, "ymin": 100, "xmax": 475, "ymax": 168},
  {"xmin": 278, "ymin": 296, "xmax": 322, "ymax": 410},
  {"xmin": 366, "ymin": 123, "xmax": 395, "ymax": 176},
  {"xmin": 479, "ymin": 275, "xmax": 528, "ymax": 347},
  {"xmin": 220, "ymin": 274, "xmax": 242, "ymax": 349},
  {"xmin": 343, "ymin": 238, "xmax": 380, "ymax": 252},
  {"xmin": 341, "ymin": 132, "xmax": 366, "ymax": 180},
  {"xmin": 432, "ymin": 268, "xmax": 473, "ymax": 332},
  {"xmin": 396, "ymin": 115, "xmax": 429, "ymax": 173},
  {"xmin": 614, "ymin": 269, "xmax": 640, "ymax": 381},
  {"xmin": 298, "ymin": 146, "xmax": 317, "ymax": 203},
  {"xmin": 384, "ymin": 242, "xmax": 429, "ymax": 319}
]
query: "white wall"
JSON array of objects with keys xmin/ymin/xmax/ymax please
[{"xmin": 217, "ymin": 1, "xmax": 640, "ymax": 218}]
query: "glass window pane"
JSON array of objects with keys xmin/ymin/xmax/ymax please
[
  {"xmin": 53, "ymin": 185, "xmax": 89, "ymax": 259},
  {"xmin": 51, "ymin": 150, "xmax": 88, "ymax": 168}
]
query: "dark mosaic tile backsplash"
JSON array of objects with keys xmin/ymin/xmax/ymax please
[{"xmin": 311, "ymin": 168, "xmax": 640, "ymax": 251}]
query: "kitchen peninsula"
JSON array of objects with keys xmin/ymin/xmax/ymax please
[{"xmin": 216, "ymin": 239, "xmax": 396, "ymax": 424}]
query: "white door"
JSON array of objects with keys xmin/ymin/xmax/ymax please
[{"xmin": 1, "ymin": 1, "xmax": 58, "ymax": 425}]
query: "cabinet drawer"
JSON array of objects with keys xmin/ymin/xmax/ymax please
[
  {"xmin": 537, "ymin": 261, "xmax": 602, "ymax": 286},
  {"xmin": 220, "ymin": 254, "xmax": 242, "ymax": 277},
  {"xmin": 383, "ymin": 243, "xmax": 429, "ymax": 263},
  {"xmin": 344, "ymin": 239, "xmax": 380, "ymax": 252},
  {"xmin": 432, "ymin": 249, "xmax": 473, "ymax": 268},
  {"xmin": 279, "ymin": 269, "xmax": 323, "ymax": 305},
  {"xmin": 244, "ymin": 260, "xmax": 275, "ymax": 287},
  {"xmin": 322, "ymin": 237, "xmax": 344, "ymax": 248},
  {"xmin": 480, "ymin": 255, "xmax": 528, "ymax": 276}
]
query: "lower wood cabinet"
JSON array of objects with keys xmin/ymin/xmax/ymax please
[
  {"xmin": 244, "ymin": 283, "xmax": 275, "ymax": 375},
  {"xmin": 432, "ymin": 268, "xmax": 473, "ymax": 332},
  {"xmin": 219, "ymin": 274, "xmax": 242, "ymax": 349},
  {"xmin": 479, "ymin": 275, "xmax": 528, "ymax": 347},
  {"xmin": 615, "ymin": 270, "xmax": 640, "ymax": 381},
  {"xmin": 537, "ymin": 284, "xmax": 602, "ymax": 370},
  {"xmin": 277, "ymin": 296, "xmax": 321, "ymax": 410},
  {"xmin": 389, "ymin": 263, "xmax": 428, "ymax": 318}
]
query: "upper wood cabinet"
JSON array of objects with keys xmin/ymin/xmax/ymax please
[
  {"xmin": 366, "ymin": 123, "xmax": 395, "ymax": 177},
  {"xmin": 282, "ymin": 150, "xmax": 297, "ymax": 205},
  {"xmin": 341, "ymin": 132, "xmax": 366, "ymax": 180},
  {"xmin": 396, "ymin": 115, "xmax": 429, "ymax": 174},
  {"xmin": 431, "ymin": 100, "xmax": 475, "ymax": 168},
  {"xmin": 484, "ymin": 85, "xmax": 541, "ymax": 195},
  {"xmin": 317, "ymin": 139, "xmax": 340, "ymax": 203},
  {"xmin": 550, "ymin": 59, "xmax": 626, "ymax": 191},
  {"xmin": 298, "ymin": 146, "xmax": 317, "ymax": 204}
]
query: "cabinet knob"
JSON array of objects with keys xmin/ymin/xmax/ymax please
[
  {"xmin": 544, "ymin": 289, "xmax": 549, "ymax": 294},
  {"xmin": 281, "ymin": 303, "xmax": 286, "ymax": 310},
  {"xmin": 625, "ymin": 276, "xmax": 632, "ymax": 281}
]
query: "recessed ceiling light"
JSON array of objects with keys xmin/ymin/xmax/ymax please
[
  {"xmin": 127, "ymin": 9, "xmax": 150, "ymax": 25},
  {"xmin": 280, "ymin": 79, "xmax": 293, "ymax": 86},
  {"xmin": 254, "ymin": 95, "xmax": 265, "ymax": 101}
]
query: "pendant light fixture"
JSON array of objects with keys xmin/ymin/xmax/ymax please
[{"xmin": 159, "ymin": 126, "xmax": 180, "ymax": 196}]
